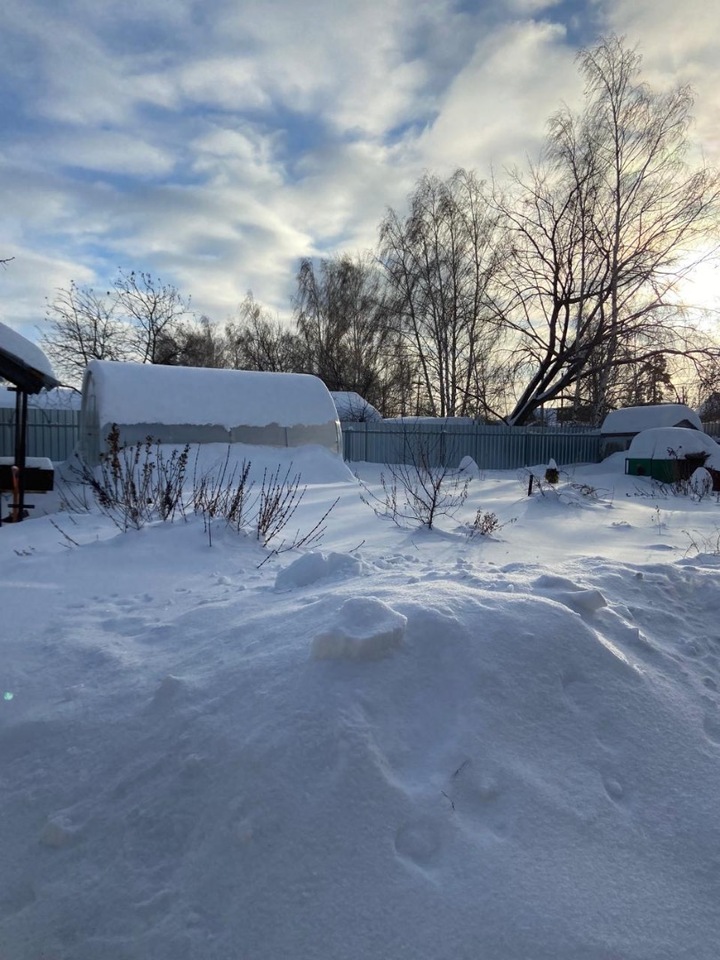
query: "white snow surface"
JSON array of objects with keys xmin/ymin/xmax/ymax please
[
  {"xmin": 0, "ymin": 322, "xmax": 56, "ymax": 380},
  {"xmin": 85, "ymin": 361, "xmax": 340, "ymax": 429},
  {"xmin": 3, "ymin": 453, "xmax": 720, "ymax": 959},
  {"xmin": 0, "ymin": 456, "xmax": 53, "ymax": 469},
  {"xmin": 602, "ymin": 403, "xmax": 703, "ymax": 434}
]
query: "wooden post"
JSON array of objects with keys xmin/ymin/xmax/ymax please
[
  {"xmin": 10, "ymin": 465, "xmax": 20, "ymax": 523},
  {"xmin": 13, "ymin": 388, "xmax": 28, "ymax": 522}
]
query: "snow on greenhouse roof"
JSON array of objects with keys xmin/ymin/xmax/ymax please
[
  {"xmin": 330, "ymin": 392, "xmax": 382, "ymax": 422},
  {"xmin": 627, "ymin": 427, "xmax": 720, "ymax": 460},
  {"xmin": 85, "ymin": 361, "xmax": 339, "ymax": 429},
  {"xmin": 602, "ymin": 404, "xmax": 702, "ymax": 434}
]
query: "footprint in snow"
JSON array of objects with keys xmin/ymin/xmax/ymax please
[
  {"xmin": 603, "ymin": 776, "xmax": 625, "ymax": 802},
  {"xmin": 394, "ymin": 819, "xmax": 442, "ymax": 868},
  {"xmin": 702, "ymin": 711, "xmax": 720, "ymax": 745}
]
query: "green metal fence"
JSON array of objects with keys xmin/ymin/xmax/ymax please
[
  {"xmin": 341, "ymin": 421, "xmax": 603, "ymax": 469},
  {"xmin": 0, "ymin": 409, "xmax": 603, "ymax": 470},
  {"xmin": 0, "ymin": 408, "xmax": 80, "ymax": 462}
]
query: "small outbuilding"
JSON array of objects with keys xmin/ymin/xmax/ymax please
[
  {"xmin": 78, "ymin": 361, "xmax": 343, "ymax": 465},
  {"xmin": 625, "ymin": 427, "xmax": 720, "ymax": 484},
  {"xmin": 601, "ymin": 403, "xmax": 703, "ymax": 457}
]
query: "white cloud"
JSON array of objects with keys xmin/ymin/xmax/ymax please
[
  {"xmin": 0, "ymin": 0, "xmax": 718, "ymax": 338},
  {"xmin": 418, "ymin": 19, "xmax": 580, "ymax": 174},
  {"xmin": 505, "ymin": 0, "xmax": 563, "ymax": 11},
  {"xmin": 0, "ymin": 245, "xmax": 96, "ymax": 347},
  {"xmin": 38, "ymin": 131, "xmax": 174, "ymax": 177},
  {"xmin": 173, "ymin": 58, "xmax": 272, "ymax": 112},
  {"xmin": 602, "ymin": 0, "xmax": 720, "ymax": 162}
]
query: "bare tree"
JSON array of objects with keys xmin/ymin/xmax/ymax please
[
  {"xmin": 497, "ymin": 35, "xmax": 720, "ymax": 425},
  {"xmin": 159, "ymin": 315, "xmax": 228, "ymax": 368},
  {"xmin": 294, "ymin": 253, "xmax": 394, "ymax": 408},
  {"xmin": 113, "ymin": 269, "xmax": 191, "ymax": 365},
  {"xmin": 41, "ymin": 270, "xmax": 193, "ymax": 380},
  {"xmin": 225, "ymin": 293, "xmax": 301, "ymax": 372},
  {"xmin": 380, "ymin": 169, "xmax": 505, "ymax": 419},
  {"xmin": 41, "ymin": 280, "xmax": 130, "ymax": 383}
]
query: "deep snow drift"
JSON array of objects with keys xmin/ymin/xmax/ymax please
[{"xmin": 2, "ymin": 450, "xmax": 720, "ymax": 959}]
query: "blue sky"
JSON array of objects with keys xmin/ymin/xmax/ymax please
[{"xmin": 1, "ymin": 0, "xmax": 719, "ymax": 344}]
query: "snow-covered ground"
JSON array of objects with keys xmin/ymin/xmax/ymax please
[{"xmin": 3, "ymin": 447, "xmax": 720, "ymax": 960}]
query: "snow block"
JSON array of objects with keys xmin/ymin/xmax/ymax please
[
  {"xmin": 311, "ymin": 596, "xmax": 407, "ymax": 660},
  {"xmin": 275, "ymin": 552, "xmax": 365, "ymax": 591}
]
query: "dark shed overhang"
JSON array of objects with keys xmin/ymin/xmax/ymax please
[
  {"xmin": 0, "ymin": 351, "xmax": 59, "ymax": 394},
  {"xmin": 0, "ymin": 323, "xmax": 60, "ymax": 522}
]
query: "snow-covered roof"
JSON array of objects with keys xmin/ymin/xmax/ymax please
[
  {"xmin": 627, "ymin": 427, "xmax": 720, "ymax": 461},
  {"xmin": 0, "ymin": 322, "xmax": 58, "ymax": 393},
  {"xmin": 330, "ymin": 391, "xmax": 382, "ymax": 422},
  {"xmin": 84, "ymin": 361, "xmax": 339, "ymax": 429},
  {"xmin": 602, "ymin": 404, "xmax": 702, "ymax": 434}
]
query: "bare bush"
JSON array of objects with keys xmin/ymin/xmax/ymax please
[
  {"xmin": 192, "ymin": 449, "xmax": 254, "ymax": 530},
  {"xmin": 468, "ymin": 510, "xmax": 516, "ymax": 538},
  {"xmin": 64, "ymin": 425, "xmax": 190, "ymax": 530},
  {"xmin": 683, "ymin": 527, "xmax": 720, "ymax": 557},
  {"xmin": 254, "ymin": 464, "xmax": 339, "ymax": 562},
  {"xmin": 64, "ymin": 428, "xmax": 338, "ymax": 558},
  {"xmin": 360, "ymin": 429, "xmax": 469, "ymax": 529}
]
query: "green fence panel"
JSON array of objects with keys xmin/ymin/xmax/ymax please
[
  {"xmin": 0, "ymin": 408, "xmax": 80, "ymax": 462},
  {"xmin": 341, "ymin": 422, "xmax": 602, "ymax": 470},
  {"xmin": 0, "ymin": 409, "xmax": 603, "ymax": 471}
]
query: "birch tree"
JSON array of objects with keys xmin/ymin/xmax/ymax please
[
  {"xmin": 380, "ymin": 169, "xmax": 504, "ymax": 418},
  {"xmin": 294, "ymin": 253, "xmax": 394, "ymax": 407},
  {"xmin": 498, "ymin": 35, "xmax": 720, "ymax": 425}
]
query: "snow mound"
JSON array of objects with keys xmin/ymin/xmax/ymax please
[
  {"xmin": 311, "ymin": 596, "xmax": 407, "ymax": 659},
  {"xmin": 39, "ymin": 814, "xmax": 80, "ymax": 849},
  {"xmin": 458, "ymin": 455, "xmax": 480, "ymax": 478},
  {"xmin": 690, "ymin": 467, "xmax": 713, "ymax": 498},
  {"xmin": 275, "ymin": 551, "xmax": 366, "ymax": 590},
  {"xmin": 533, "ymin": 574, "xmax": 608, "ymax": 615}
]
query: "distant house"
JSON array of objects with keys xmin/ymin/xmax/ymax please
[
  {"xmin": 601, "ymin": 403, "xmax": 703, "ymax": 457},
  {"xmin": 78, "ymin": 361, "xmax": 343, "ymax": 465}
]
